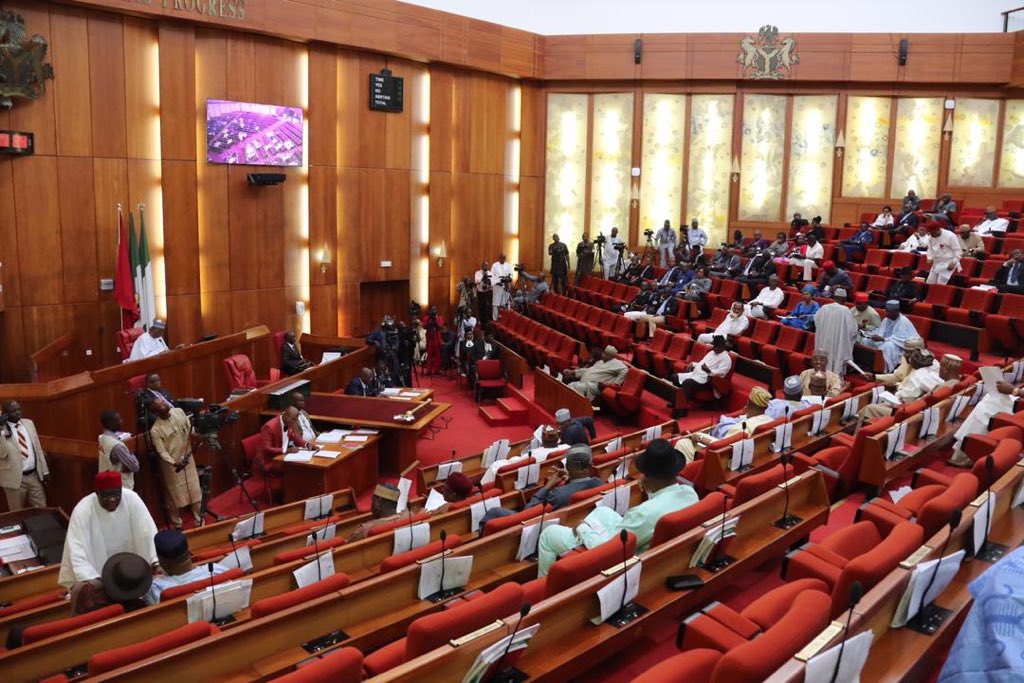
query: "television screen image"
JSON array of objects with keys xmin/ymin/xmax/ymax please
[{"xmin": 206, "ymin": 99, "xmax": 304, "ymax": 167}]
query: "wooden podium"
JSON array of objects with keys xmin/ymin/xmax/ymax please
[{"xmin": 274, "ymin": 436, "xmax": 379, "ymax": 502}]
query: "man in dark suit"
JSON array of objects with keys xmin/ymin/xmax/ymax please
[
  {"xmin": 991, "ymin": 249, "xmax": 1024, "ymax": 295},
  {"xmin": 464, "ymin": 327, "xmax": 498, "ymax": 385},
  {"xmin": 555, "ymin": 408, "xmax": 596, "ymax": 445},
  {"xmin": 344, "ymin": 368, "xmax": 380, "ymax": 397},
  {"xmin": 281, "ymin": 331, "xmax": 313, "ymax": 376},
  {"xmin": 881, "ymin": 267, "xmax": 922, "ymax": 310}
]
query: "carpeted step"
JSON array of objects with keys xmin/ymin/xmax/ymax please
[
  {"xmin": 479, "ymin": 404, "xmax": 517, "ymax": 427},
  {"xmin": 497, "ymin": 396, "xmax": 530, "ymax": 419}
]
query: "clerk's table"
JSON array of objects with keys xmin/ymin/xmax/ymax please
[{"xmin": 273, "ymin": 434, "xmax": 380, "ymax": 502}]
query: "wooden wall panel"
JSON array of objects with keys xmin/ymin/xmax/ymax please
[
  {"xmin": 49, "ymin": 8, "xmax": 92, "ymax": 157},
  {"xmin": 123, "ymin": 18, "xmax": 160, "ymax": 160},
  {"xmin": 158, "ymin": 23, "xmax": 196, "ymax": 161},
  {"xmin": 56, "ymin": 157, "xmax": 98, "ymax": 304},
  {"xmin": 87, "ymin": 13, "xmax": 127, "ymax": 159},
  {"xmin": 7, "ymin": 3, "xmax": 56, "ymax": 156},
  {"xmin": 91, "ymin": 158, "xmax": 128, "ymax": 301},
  {"xmin": 13, "ymin": 157, "xmax": 63, "ymax": 306},
  {"xmin": 161, "ymin": 160, "xmax": 201, "ymax": 295},
  {"xmin": 0, "ymin": 159, "xmax": 23, "ymax": 308}
]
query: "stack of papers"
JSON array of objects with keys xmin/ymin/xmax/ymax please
[
  {"xmin": 593, "ymin": 561, "xmax": 642, "ymax": 624},
  {"xmin": 284, "ymin": 450, "xmax": 317, "ymax": 463},
  {"xmin": 293, "ymin": 552, "xmax": 335, "ymax": 589},
  {"xmin": 393, "ymin": 522, "xmax": 430, "ymax": 555},
  {"xmin": 230, "ymin": 513, "xmax": 265, "ymax": 541},
  {"xmin": 0, "ymin": 535, "xmax": 36, "ymax": 562},
  {"xmin": 343, "ymin": 435, "xmax": 369, "ymax": 443},
  {"xmin": 597, "ymin": 488, "xmax": 630, "ymax": 517},
  {"xmin": 690, "ymin": 516, "xmax": 739, "ymax": 568},
  {"xmin": 186, "ymin": 579, "xmax": 253, "ymax": 623},
  {"xmin": 303, "ymin": 494, "xmax": 334, "ymax": 520},
  {"xmin": 316, "ymin": 430, "xmax": 351, "ymax": 444},
  {"xmin": 381, "ymin": 388, "xmax": 402, "ymax": 396},
  {"xmin": 461, "ymin": 624, "xmax": 542, "ymax": 683},
  {"xmin": 516, "ymin": 518, "xmax": 560, "ymax": 561},
  {"xmin": 729, "ymin": 438, "xmax": 755, "ymax": 472},
  {"xmin": 424, "ymin": 488, "xmax": 447, "ymax": 512},
  {"xmin": 891, "ymin": 550, "xmax": 966, "ymax": 627},
  {"xmin": 417, "ymin": 555, "xmax": 474, "ymax": 599},
  {"xmin": 805, "ymin": 631, "xmax": 874, "ymax": 683}
]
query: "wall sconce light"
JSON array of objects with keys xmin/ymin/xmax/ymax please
[
  {"xmin": 835, "ymin": 130, "xmax": 846, "ymax": 159},
  {"xmin": 630, "ymin": 181, "xmax": 640, "ymax": 208},
  {"xmin": 434, "ymin": 240, "xmax": 448, "ymax": 268},
  {"xmin": 942, "ymin": 113, "xmax": 954, "ymax": 141},
  {"xmin": 731, "ymin": 157, "xmax": 740, "ymax": 183},
  {"xmin": 318, "ymin": 243, "xmax": 331, "ymax": 274}
]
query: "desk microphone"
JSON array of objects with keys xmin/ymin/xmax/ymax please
[
  {"xmin": 707, "ymin": 491, "xmax": 729, "ymax": 568},
  {"xmin": 207, "ymin": 562, "xmax": 218, "ymax": 620},
  {"xmin": 227, "ymin": 533, "xmax": 243, "ymax": 569},
  {"xmin": 829, "ymin": 581, "xmax": 863, "ymax": 683},
  {"xmin": 617, "ymin": 529, "xmax": 630, "ymax": 616},
  {"xmin": 917, "ymin": 509, "xmax": 962, "ymax": 618},
  {"xmin": 445, "ymin": 449, "xmax": 457, "ymax": 477},
  {"xmin": 406, "ymin": 507, "xmax": 417, "ymax": 551},
  {"xmin": 490, "ymin": 602, "xmax": 532, "ymax": 683},
  {"xmin": 981, "ymin": 455, "xmax": 995, "ymax": 553},
  {"xmin": 438, "ymin": 529, "xmax": 448, "ymax": 593},
  {"xmin": 774, "ymin": 452, "xmax": 799, "ymax": 529}
]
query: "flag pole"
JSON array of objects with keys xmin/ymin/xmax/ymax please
[{"xmin": 117, "ymin": 203, "xmax": 124, "ymax": 333}]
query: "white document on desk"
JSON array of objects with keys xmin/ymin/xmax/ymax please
[
  {"xmin": 772, "ymin": 422, "xmax": 793, "ymax": 453},
  {"xmin": 230, "ymin": 512, "xmax": 265, "ymax": 541},
  {"xmin": 417, "ymin": 555, "xmax": 474, "ymax": 600},
  {"xmin": 437, "ymin": 461, "xmax": 463, "ymax": 481},
  {"xmin": 593, "ymin": 560, "xmax": 642, "ymax": 625},
  {"xmin": 353, "ymin": 429, "xmax": 379, "ymax": 435},
  {"xmin": 811, "ymin": 408, "xmax": 832, "ymax": 435},
  {"xmin": 1005, "ymin": 360, "xmax": 1024, "ymax": 384},
  {"xmin": 217, "ymin": 544, "xmax": 253, "ymax": 572},
  {"xmin": 729, "ymin": 438, "xmax": 755, "ymax": 471},
  {"xmin": 316, "ymin": 430, "xmax": 350, "ymax": 444},
  {"xmin": 381, "ymin": 388, "xmax": 402, "ymax": 396},
  {"xmin": 515, "ymin": 463, "xmax": 541, "ymax": 490},
  {"xmin": 293, "ymin": 551, "xmax": 335, "ymax": 589},
  {"xmin": 306, "ymin": 524, "xmax": 336, "ymax": 545},
  {"xmin": 973, "ymin": 492, "xmax": 996, "ymax": 555},
  {"xmin": 1012, "ymin": 476, "xmax": 1024, "ymax": 509},
  {"xmin": 344, "ymin": 435, "xmax": 369, "ymax": 442},
  {"xmin": 461, "ymin": 623, "xmax": 542, "ymax": 683},
  {"xmin": 597, "ymin": 487, "xmax": 630, "ymax": 517},
  {"xmin": 608, "ymin": 459, "xmax": 629, "ymax": 483},
  {"xmin": 284, "ymin": 450, "xmax": 316, "ymax": 463},
  {"xmin": 0, "ymin": 535, "xmax": 34, "ymax": 561},
  {"xmin": 884, "ymin": 422, "xmax": 908, "ymax": 460},
  {"xmin": 516, "ymin": 518, "xmax": 560, "ymax": 561},
  {"xmin": 393, "ymin": 522, "xmax": 431, "ymax": 555},
  {"xmin": 946, "ymin": 394, "xmax": 971, "ymax": 422},
  {"xmin": 470, "ymin": 496, "xmax": 500, "ymax": 532},
  {"xmin": 919, "ymin": 406, "xmax": 940, "ymax": 439},
  {"xmin": 842, "ymin": 397, "xmax": 858, "ymax": 421},
  {"xmin": 644, "ymin": 425, "xmax": 662, "ymax": 441},
  {"xmin": 320, "ymin": 352, "xmax": 341, "ymax": 363},
  {"xmin": 186, "ymin": 579, "xmax": 253, "ymax": 623},
  {"xmin": 315, "ymin": 449, "xmax": 339, "ymax": 460},
  {"xmin": 892, "ymin": 550, "xmax": 965, "ymax": 627},
  {"xmin": 424, "ymin": 488, "xmax": 446, "ymax": 512},
  {"xmin": 805, "ymin": 630, "xmax": 874, "ymax": 683},
  {"xmin": 396, "ymin": 477, "xmax": 413, "ymax": 513},
  {"xmin": 605, "ymin": 436, "xmax": 623, "ymax": 453}
]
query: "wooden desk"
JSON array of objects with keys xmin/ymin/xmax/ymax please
[
  {"xmin": 533, "ymin": 367, "xmax": 593, "ymax": 418},
  {"xmin": 274, "ymin": 437, "xmax": 380, "ymax": 501},
  {"xmin": 301, "ymin": 393, "xmax": 452, "ymax": 475}
]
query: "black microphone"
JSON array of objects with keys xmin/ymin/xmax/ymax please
[
  {"xmin": 774, "ymin": 452, "xmax": 798, "ymax": 529},
  {"xmin": 446, "ymin": 448, "xmax": 457, "ymax": 475},
  {"xmin": 829, "ymin": 581, "xmax": 863, "ymax": 683},
  {"xmin": 312, "ymin": 520, "xmax": 323, "ymax": 582},
  {"xmin": 530, "ymin": 503, "xmax": 549, "ymax": 560},
  {"xmin": 617, "ymin": 529, "xmax": 630, "ymax": 616},
  {"xmin": 708, "ymin": 492, "xmax": 729, "ymax": 568},
  {"xmin": 406, "ymin": 504, "xmax": 416, "ymax": 550},
  {"xmin": 438, "ymin": 529, "xmax": 448, "ymax": 594},
  {"xmin": 980, "ymin": 456, "xmax": 995, "ymax": 553},
  {"xmin": 490, "ymin": 602, "xmax": 531, "ymax": 683},
  {"xmin": 917, "ymin": 509, "xmax": 962, "ymax": 618},
  {"xmin": 227, "ymin": 533, "xmax": 243, "ymax": 569},
  {"xmin": 207, "ymin": 562, "xmax": 218, "ymax": 620}
]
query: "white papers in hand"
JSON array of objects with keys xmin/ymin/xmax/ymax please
[
  {"xmin": 516, "ymin": 518, "xmax": 560, "ymax": 561},
  {"xmin": 729, "ymin": 438, "xmax": 755, "ymax": 472},
  {"xmin": 980, "ymin": 366, "xmax": 1004, "ymax": 393},
  {"xmin": 891, "ymin": 550, "xmax": 965, "ymax": 627},
  {"xmin": 293, "ymin": 551, "xmax": 335, "ymax": 589},
  {"xmin": 805, "ymin": 630, "xmax": 874, "ymax": 683},
  {"xmin": 470, "ymin": 495, "xmax": 499, "ymax": 532},
  {"xmin": 393, "ymin": 522, "xmax": 431, "ymax": 555},
  {"xmin": 597, "ymin": 487, "xmax": 629, "ymax": 517},
  {"xmin": 304, "ymin": 494, "xmax": 334, "ymax": 520},
  {"xmin": 593, "ymin": 560, "xmax": 642, "ymax": 625},
  {"xmin": 424, "ymin": 487, "xmax": 447, "ymax": 512},
  {"xmin": 417, "ymin": 555, "xmax": 474, "ymax": 600},
  {"xmin": 515, "ymin": 463, "xmax": 541, "ymax": 490},
  {"xmin": 306, "ymin": 524, "xmax": 336, "ymax": 546},
  {"xmin": 217, "ymin": 545, "xmax": 253, "ymax": 572},
  {"xmin": 878, "ymin": 390, "xmax": 901, "ymax": 406},
  {"xmin": 186, "ymin": 579, "xmax": 253, "ymax": 623},
  {"xmin": 230, "ymin": 512, "xmax": 265, "ymax": 541},
  {"xmin": 973, "ymin": 492, "xmax": 996, "ymax": 556},
  {"xmin": 889, "ymin": 485, "xmax": 913, "ymax": 504},
  {"xmin": 437, "ymin": 461, "xmax": 463, "ymax": 481},
  {"xmin": 396, "ymin": 477, "xmax": 413, "ymax": 513}
]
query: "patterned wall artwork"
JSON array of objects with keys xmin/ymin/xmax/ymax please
[
  {"xmin": 543, "ymin": 93, "xmax": 589, "ymax": 269},
  {"xmin": 590, "ymin": 92, "xmax": 635, "ymax": 240},
  {"xmin": 949, "ymin": 98, "xmax": 999, "ymax": 187},
  {"xmin": 1000, "ymin": 100, "xmax": 1024, "ymax": 188},
  {"xmin": 786, "ymin": 94, "xmax": 837, "ymax": 222},
  {"xmin": 738, "ymin": 94, "xmax": 787, "ymax": 221},
  {"xmin": 639, "ymin": 94, "xmax": 686, "ymax": 234},
  {"xmin": 686, "ymin": 95, "xmax": 734, "ymax": 243},
  {"xmin": 891, "ymin": 97, "xmax": 943, "ymax": 199},
  {"xmin": 842, "ymin": 96, "xmax": 890, "ymax": 198}
]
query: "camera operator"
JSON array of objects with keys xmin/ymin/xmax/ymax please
[
  {"xmin": 548, "ymin": 234, "xmax": 570, "ymax": 294},
  {"xmin": 420, "ymin": 305, "xmax": 445, "ymax": 375},
  {"xmin": 149, "ymin": 399, "xmax": 203, "ymax": 530},
  {"xmin": 575, "ymin": 233, "xmax": 595, "ymax": 285},
  {"xmin": 456, "ymin": 276, "xmax": 476, "ymax": 313},
  {"xmin": 395, "ymin": 321, "xmax": 416, "ymax": 386},
  {"xmin": 367, "ymin": 315, "xmax": 405, "ymax": 382},
  {"xmin": 489, "ymin": 254, "xmax": 514, "ymax": 320},
  {"xmin": 655, "ymin": 220, "xmax": 676, "ymax": 268},
  {"xmin": 474, "ymin": 261, "xmax": 492, "ymax": 323},
  {"xmin": 602, "ymin": 227, "xmax": 625, "ymax": 278},
  {"xmin": 0, "ymin": 400, "xmax": 50, "ymax": 510},
  {"xmin": 99, "ymin": 410, "xmax": 140, "ymax": 490},
  {"xmin": 514, "ymin": 267, "xmax": 549, "ymax": 307}
]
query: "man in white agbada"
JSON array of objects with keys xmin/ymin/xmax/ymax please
[
  {"xmin": 973, "ymin": 206, "xmax": 1009, "ymax": 235},
  {"xmin": 862, "ymin": 301, "xmax": 919, "ymax": 372},
  {"xmin": 59, "ymin": 471, "xmax": 159, "ymax": 588},
  {"xmin": 697, "ymin": 302, "xmax": 749, "ymax": 344},
  {"xmin": 489, "ymin": 253, "xmax": 514, "ymax": 321},
  {"xmin": 948, "ymin": 377, "xmax": 1022, "ymax": 467},
  {"xmin": 925, "ymin": 224, "xmax": 962, "ymax": 285},
  {"xmin": 673, "ymin": 335, "xmax": 733, "ymax": 414},
  {"xmin": 127, "ymin": 320, "xmax": 170, "ymax": 361},
  {"xmin": 743, "ymin": 275, "xmax": 785, "ymax": 319},
  {"xmin": 603, "ymin": 226, "xmax": 625, "ymax": 278},
  {"xmin": 813, "ymin": 288, "xmax": 859, "ymax": 378},
  {"xmin": 562, "ymin": 346, "xmax": 628, "ymax": 401},
  {"xmin": 481, "ymin": 426, "xmax": 564, "ymax": 485},
  {"xmin": 859, "ymin": 349, "xmax": 941, "ymax": 420},
  {"xmin": 536, "ymin": 439, "xmax": 698, "ymax": 575}
]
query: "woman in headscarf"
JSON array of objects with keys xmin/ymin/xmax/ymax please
[{"xmin": 781, "ymin": 286, "xmax": 820, "ymax": 330}]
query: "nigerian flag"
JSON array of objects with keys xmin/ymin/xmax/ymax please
[{"xmin": 133, "ymin": 206, "xmax": 156, "ymax": 328}]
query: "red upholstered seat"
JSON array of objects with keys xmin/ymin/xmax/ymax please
[
  {"xmin": 521, "ymin": 533, "xmax": 638, "ymax": 605},
  {"xmin": 791, "ymin": 444, "xmax": 856, "ymax": 499},
  {"xmin": 223, "ymin": 353, "xmax": 261, "ymax": 392},
  {"xmin": 23, "ymin": 604, "xmax": 124, "ymax": 645},
  {"xmin": 600, "ymin": 367, "xmax": 646, "ymax": 418},
  {"xmin": 250, "ymin": 572, "xmax": 351, "ymax": 619},
  {"xmin": 362, "ymin": 583, "xmax": 525, "ymax": 676},
  {"xmin": 481, "ymin": 505, "xmax": 548, "ymax": 536},
  {"xmin": 475, "ymin": 359, "xmax": 506, "ymax": 402},
  {"xmin": 116, "ymin": 327, "xmax": 145, "ymax": 360},
  {"xmin": 0, "ymin": 591, "xmax": 66, "ymax": 618},
  {"xmin": 192, "ymin": 538, "xmax": 261, "ymax": 564},
  {"xmin": 726, "ymin": 464, "xmax": 787, "ymax": 509},
  {"xmin": 126, "ymin": 373, "xmax": 147, "ymax": 393},
  {"xmin": 917, "ymin": 437, "xmax": 1023, "ymax": 493},
  {"xmin": 270, "ymin": 647, "xmax": 364, "ymax": 683},
  {"xmin": 988, "ymin": 293, "xmax": 1024, "ymax": 352},
  {"xmin": 88, "ymin": 621, "xmax": 221, "ymax": 675},
  {"xmin": 650, "ymin": 492, "xmax": 725, "ymax": 548},
  {"xmin": 278, "ymin": 515, "xmax": 343, "ymax": 536},
  {"xmin": 569, "ymin": 479, "xmax": 627, "ymax": 503},
  {"xmin": 273, "ymin": 536, "xmax": 348, "ymax": 565},
  {"xmin": 379, "ymin": 535, "xmax": 464, "ymax": 574},
  {"xmin": 945, "ymin": 287, "xmax": 997, "ymax": 327},
  {"xmin": 858, "ymin": 473, "xmax": 978, "ymax": 538},
  {"xmin": 911, "ymin": 283, "xmax": 958, "ymax": 318},
  {"xmin": 159, "ymin": 567, "xmax": 247, "ymax": 602},
  {"xmin": 784, "ymin": 520, "xmax": 923, "ymax": 617},
  {"xmin": 962, "ymin": 425, "xmax": 1024, "ymax": 464}
]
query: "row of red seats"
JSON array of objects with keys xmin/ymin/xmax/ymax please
[
  {"xmin": 493, "ymin": 309, "xmax": 577, "ymax": 371},
  {"xmin": 569, "ymin": 274, "xmax": 639, "ymax": 310},
  {"xmin": 530, "ymin": 294, "xmax": 635, "ymax": 351}
]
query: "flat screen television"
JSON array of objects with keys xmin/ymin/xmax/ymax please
[{"xmin": 206, "ymin": 99, "xmax": 303, "ymax": 167}]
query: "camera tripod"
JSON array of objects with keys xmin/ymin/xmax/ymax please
[{"xmin": 641, "ymin": 235, "xmax": 658, "ymax": 267}]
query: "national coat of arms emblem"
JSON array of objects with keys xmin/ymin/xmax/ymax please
[
  {"xmin": 0, "ymin": 9, "xmax": 55, "ymax": 109},
  {"xmin": 737, "ymin": 25, "xmax": 799, "ymax": 80}
]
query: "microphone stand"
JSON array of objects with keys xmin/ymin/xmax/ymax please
[
  {"xmin": 702, "ymin": 492, "xmax": 734, "ymax": 573},
  {"xmin": 488, "ymin": 603, "xmax": 532, "ymax": 683},
  {"xmin": 773, "ymin": 452, "xmax": 802, "ymax": 529},
  {"xmin": 976, "ymin": 456, "xmax": 1008, "ymax": 563},
  {"xmin": 828, "ymin": 582, "xmax": 863, "ymax": 683},
  {"xmin": 207, "ymin": 561, "xmax": 234, "ymax": 626},
  {"xmin": 906, "ymin": 509, "xmax": 960, "ymax": 635},
  {"xmin": 606, "ymin": 529, "xmax": 647, "ymax": 628},
  {"xmin": 525, "ymin": 503, "xmax": 548, "ymax": 563},
  {"xmin": 426, "ymin": 529, "xmax": 462, "ymax": 603}
]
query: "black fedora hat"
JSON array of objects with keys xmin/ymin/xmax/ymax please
[
  {"xmin": 101, "ymin": 552, "xmax": 153, "ymax": 602},
  {"xmin": 634, "ymin": 438, "xmax": 685, "ymax": 479}
]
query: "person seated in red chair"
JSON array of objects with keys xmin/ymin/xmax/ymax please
[
  {"xmin": 344, "ymin": 367, "xmax": 381, "ymax": 397},
  {"xmin": 128, "ymin": 320, "xmax": 171, "ymax": 361},
  {"xmin": 536, "ymin": 439, "xmax": 698, "ymax": 575},
  {"xmin": 424, "ymin": 471, "xmax": 475, "ymax": 516},
  {"xmin": 671, "ymin": 335, "xmax": 732, "ymax": 412},
  {"xmin": 347, "ymin": 483, "xmax": 413, "ymax": 542},
  {"xmin": 259, "ymin": 407, "xmax": 312, "ymax": 498},
  {"xmin": 561, "ymin": 346, "xmax": 628, "ymax": 403},
  {"xmin": 280, "ymin": 331, "xmax": 313, "ymax": 376},
  {"xmin": 143, "ymin": 530, "xmax": 229, "ymax": 605}
]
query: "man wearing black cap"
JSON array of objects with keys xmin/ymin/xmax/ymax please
[
  {"xmin": 536, "ymin": 439, "xmax": 698, "ymax": 575},
  {"xmin": 144, "ymin": 530, "xmax": 230, "ymax": 604},
  {"xmin": 884, "ymin": 267, "xmax": 921, "ymax": 307}
]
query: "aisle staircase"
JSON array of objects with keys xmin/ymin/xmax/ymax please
[{"xmin": 478, "ymin": 385, "xmax": 532, "ymax": 426}]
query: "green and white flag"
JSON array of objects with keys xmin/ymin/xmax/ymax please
[{"xmin": 133, "ymin": 205, "xmax": 156, "ymax": 328}]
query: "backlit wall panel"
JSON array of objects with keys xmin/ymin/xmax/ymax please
[
  {"xmin": 949, "ymin": 98, "xmax": 999, "ymax": 187},
  {"xmin": 589, "ymin": 92, "xmax": 635, "ymax": 239},
  {"xmin": 543, "ymin": 93, "xmax": 589, "ymax": 269},
  {"xmin": 786, "ymin": 95, "xmax": 837, "ymax": 222},
  {"xmin": 999, "ymin": 100, "xmax": 1024, "ymax": 187},
  {"xmin": 739, "ymin": 94, "xmax": 786, "ymax": 222},
  {"xmin": 842, "ymin": 96, "xmax": 890, "ymax": 198},
  {"xmin": 639, "ymin": 94, "xmax": 686, "ymax": 233},
  {"xmin": 891, "ymin": 97, "xmax": 943, "ymax": 198},
  {"xmin": 686, "ymin": 94, "xmax": 733, "ymax": 243}
]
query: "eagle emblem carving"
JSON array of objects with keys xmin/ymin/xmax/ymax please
[
  {"xmin": 0, "ymin": 9, "xmax": 54, "ymax": 109},
  {"xmin": 738, "ymin": 25, "xmax": 799, "ymax": 80}
]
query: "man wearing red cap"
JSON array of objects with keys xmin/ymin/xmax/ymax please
[
  {"xmin": 851, "ymin": 292, "xmax": 880, "ymax": 333},
  {"xmin": 58, "ymin": 471, "xmax": 159, "ymax": 589},
  {"xmin": 813, "ymin": 261, "xmax": 853, "ymax": 297}
]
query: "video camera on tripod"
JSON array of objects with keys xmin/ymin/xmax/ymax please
[
  {"xmin": 594, "ymin": 234, "xmax": 607, "ymax": 247},
  {"xmin": 643, "ymin": 228, "xmax": 655, "ymax": 242},
  {"xmin": 192, "ymin": 404, "xmax": 241, "ymax": 439}
]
